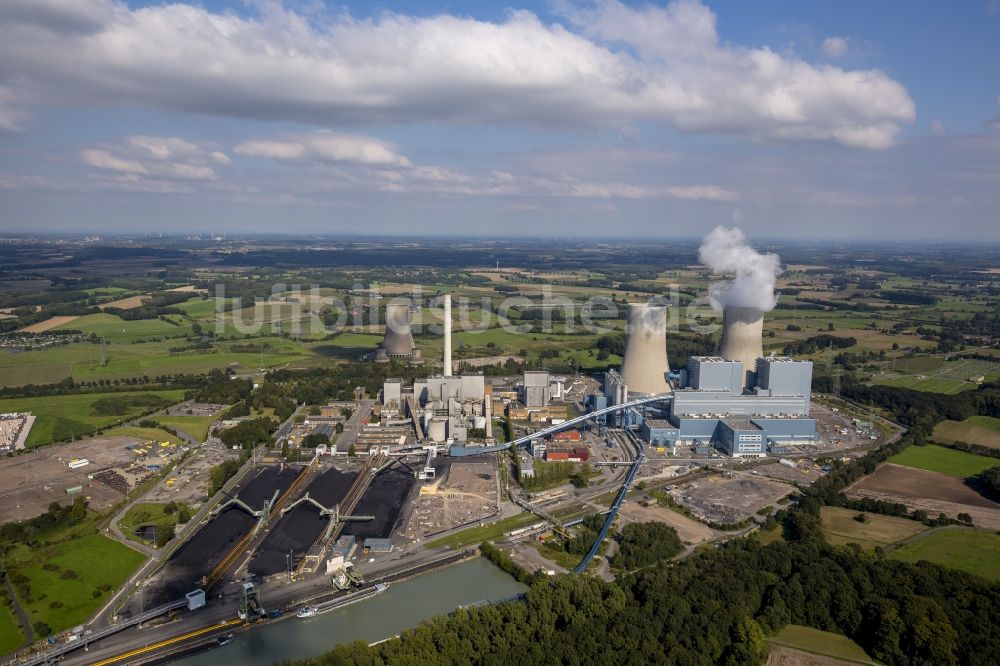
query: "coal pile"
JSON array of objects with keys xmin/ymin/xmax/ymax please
[
  {"xmin": 345, "ymin": 465, "xmax": 414, "ymax": 540},
  {"xmin": 248, "ymin": 467, "xmax": 357, "ymax": 576}
]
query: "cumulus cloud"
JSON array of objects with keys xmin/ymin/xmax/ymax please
[
  {"xmin": 235, "ymin": 131, "xmax": 411, "ymax": 167},
  {"xmin": 821, "ymin": 36, "xmax": 849, "ymax": 58},
  {"xmin": 79, "ymin": 135, "xmax": 227, "ymax": 185},
  {"xmin": 0, "ymin": 0, "xmax": 914, "ymax": 148}
]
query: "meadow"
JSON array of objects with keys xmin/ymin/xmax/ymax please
[
  {"xmin": 152, "ymin": 410, "xmax": 225, "ymax": 442},
  {"xmin": 54, "ymin": 312, "xmax": 190, "ymax": 342},
  {"xmin": 819, "ymin": 506, "xmax": 926, "ymax": 550},
  {"xmin": 768, "ymin": 624, "xmax": 876, "ymax": 664},
  {"xmin": 0, "ymin": 606, "xmax": 24, "ymax": 657},
  {"xmin": 888, "ymin": 443, "xmax": 998, "ymax": 478},
  {"xmin": 5, "ymin": 531, "xmax": 145, "ymax": 638},
  {"xmin": 889, "ymin": 529, "xmax": 1000, "ymax": 581},
  {"xmin": 0, "ymin": 389, "xmax": 186, "ymax": 447},
  {"xmin": 118, "ymin": 502, "xmax": 189, "ymax": 546}
]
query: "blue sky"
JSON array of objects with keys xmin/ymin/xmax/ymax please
[{"xmin": 0, "ymin": 0, "xmax": 998, "ymax": 239}]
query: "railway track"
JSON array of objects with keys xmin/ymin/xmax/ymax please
[
  {"xmin": 89, "ymin": 619, "xmax": 243, "ymax": 666},
  {"xmin": 205, "ymin": 461, "xmax": 317, "ymax": 588}
]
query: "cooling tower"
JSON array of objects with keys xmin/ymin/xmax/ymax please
[
  {"xmin": 718, "ymin": 305, "xmax": 764, "ymax": 390},
  {"xmin": 620, "ymin": 303, "xmax": 670, "ymax": 396},
  {"xmin": 380, "ymin": 303, "xmax": 415, "ymax": 357}
]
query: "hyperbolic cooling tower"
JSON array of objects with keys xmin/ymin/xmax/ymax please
[
  {"xmin": 380, "ymin": 303, "xmax": 415, "ymax": 357},
  {"xmin": 718, "ymin": 305, "xmax": 764, "ymax": 389},
  {"xmin": 620, "ymin": 303, "xmax": 670, "ymax": 396}
]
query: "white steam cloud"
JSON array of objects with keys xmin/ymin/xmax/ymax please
[{"xmin": 698, "ymin": 226, "xmax": 781, "ymax": 311}]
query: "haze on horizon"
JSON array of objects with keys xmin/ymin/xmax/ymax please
[{"xmin": 0, "ymin": 0, "xmax": 998, "ymax": 241}]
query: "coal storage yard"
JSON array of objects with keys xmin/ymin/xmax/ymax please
[
  {"xmin": 344, "ymin": 464, "xmax": 415, "ymax": 541},
  {"xmin": 248, "ymin": 467, "xmax": 357, "ymax": 576},
  {"xmin": 145, "ymin": 465, "xmax": 301, "ymax": 604}
]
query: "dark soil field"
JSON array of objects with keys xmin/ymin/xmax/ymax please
[
  {"xmin": 249, "ymin": 467, "xmax": 357, "ymax": 576},
  {"xmin": 345, "ymin": 465, "xmax": 415, "ymax": 540}
]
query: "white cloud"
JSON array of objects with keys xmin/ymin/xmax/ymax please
[
  {"xmin": 0, "ymin": 0, "xmax": 914, "ymax": 148},
  {"xmin": 822, "ymin": 36, "xmax": 849, "ymax": 58},
  {"xmin": 930, "ymin": 119, "xmax": 947, "ymax": 136},
  {"xmin": 235, "ymin": 131, "xmax": 411, "ymax": 167},
  {"xmin": 79, "ymin": 135, "xmax": 226, "ymax": 186}
]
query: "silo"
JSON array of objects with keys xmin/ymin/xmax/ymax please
[
  {"xmin": 718, "ymin": 305, "xmax": 764, "ymax": 390},
  {"xmin": 380, "ymin": 303, "xmax": 415, "ymax": 358},
  {"xmin": 427, "ymin": 417, "xmax": 447, "ymax": 443},
  {"xmin": 620, "ymin": 303, "xmax": 670, "ymax": 396}
]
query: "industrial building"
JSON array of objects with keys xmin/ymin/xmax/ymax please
[{"xmin": 593, "ymin": 301, "xmax": 817, "ymax": 458}]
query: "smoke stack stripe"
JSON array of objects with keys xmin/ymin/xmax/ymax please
[
  {"xmin": 718, "ymin": 305, "xmax": 764, "ymax": 390},
  {"xmin": 620, "ymin": 303, "xmax": 670, "ymax": 395},
  {"xmin": 443, "ymin": 294, "xmax": 452, "ymax": 377}
]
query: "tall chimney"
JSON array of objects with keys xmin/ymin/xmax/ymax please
[
  {"xmin": 620, "ymin": 303, "xmax": 670, "ymax": 396},
  {"xmin": 718, "ymin": 305, "xmax": 765, "ymax": 390},
  {"xmin": 443, "ymin": 294, "xmax": 452, "ymax": 377}
]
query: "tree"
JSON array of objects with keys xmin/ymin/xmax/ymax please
[{"xmin": 347, "ymin": 443, "xmax": 356, "ymax": 457}]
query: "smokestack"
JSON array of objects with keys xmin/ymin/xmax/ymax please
[
  {"xmin": 380, "ymin": 302, "xmax": 415, "ymax": 358},
  {"xmin": 443, "ymin": 294, "xmax": 452, "ymax": 377},
  {"xmin": 620, "ymin": 303, "xmax": 670, "ymax": 396},
  {"xmin": 718, "ymin": 305, "xmax": 764, "ymax": 390}
]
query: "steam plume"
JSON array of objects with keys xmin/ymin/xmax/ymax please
[{"xmin": 698, "ymin": 226, "xmax": 781, "ymax": 311}]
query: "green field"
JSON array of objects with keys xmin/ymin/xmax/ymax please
[
  {"xmin": 118, "ymin": 502, "xmax": 189, "ymax": 546},
  {"xmin": 965, "ymin": 415, "xmax": 1000, "ymax": 432},
  {"xmin": 6, "ymin": 533, "xmax": 145, "ymax": 636},
  {"xmin": 769, "ymin": 624, "xmax": 876, "ymax": 664},
  {"xmin": 820, "ymin": 506, "xmax": 926, "ymax": 550},
  {"xmin": 109, "ymin": 426, "xmax": 184, "ymax": 445},
  {"xmin": 888, "ymin": 443, "xmax": 997, "ymax": 478},
  {"xmin": 55, "ymin": 312, "xmax": 190, "ymax": 342},
  {"xmin": 152, "ymin": 410, "xmax": 224, "ymax": 442},
  {"xmin": 890, "ymin": 529, "xmax": 1000, "ymax": 581},
  {"xmin": 424, "ymin": 513, "xmax": 540, "ymax": 550},
  {"xmin": 0, "ymin": 604, "xmax": 26, "ymax": 657},
  {"xmin": 0, "ymin": 389, "xmax": 186, "ymax": 447},
  {"xmin": 875, "ymin": 374, "xmax": 977, "ymax": 394}
]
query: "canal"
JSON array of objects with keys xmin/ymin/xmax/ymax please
[{"xmin": 174, "ymin": 558, "xmax": 527, "ymax": 665}]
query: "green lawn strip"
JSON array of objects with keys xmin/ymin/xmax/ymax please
[
  {"xmin": 768, "ymin": 624, "xmax": 876, "ymax": 665},
  {"xmin": 0, "ymin": 602, "xmax": 26, "ymax": 657},
  {"xmin": 0, "ymin": 390, "xmax": 186, "ymax": 447},
  {"xmin": 889, "ymin": 529, "xmax": 1000, "ymax": 581},
  {"xmin": 7, "ymin": 533, "xmax": 146, "ymax": 636},
  {"xmin": 888, "ymin": 443, "xmax": 997, "ymax": 478},
  {"xmin": 108, "ymin": 426, "xmax": 184, "ymax": 446},
  {"xmin": 425, "ymin": 513, "xmax": 540, "ymax": 550}
]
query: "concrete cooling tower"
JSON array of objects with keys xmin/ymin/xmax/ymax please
[
  {"xmin": 718, "ymin": 306, "xmax": 764, "ymax": 390},
  {"xmin": 620, "ymin": 303, "xmax": 670, "ymax": 396},
  {"xmin": 377, "ymin": 303, "xmax": 415, "ymax": 360}
]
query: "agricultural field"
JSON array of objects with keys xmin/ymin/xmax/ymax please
[
  {"xmin": 0, "ymin": 389, "xmax": 186, "ymax": 447},
  {"xmin": 888, "ymin": 444, "xmax": 997, "ymax": 478},
  {"xmin": 932, "ymin": 418, "xmax": 1000, "ymax": 450},
  {"xmin": 54, "ymin": 312, "xmax": 190, "ymax": 342},
  {"xmin": 4, "ymin": 531, "xmax": 145, "ymax": 638},
  {"xmin": 889, "ymin": 529, "xmax": 1000, "ymax": 581},
  {"xmin": 768, "ymin": 625, "xmax": 876, "ymax": 665},
  {"xmin": 819, "ymin": 506, "xmax": 926, "ymax": 550},
  {"xmin": 873, "ymin": 358, "xmax": 1000, "ymax": 395}
]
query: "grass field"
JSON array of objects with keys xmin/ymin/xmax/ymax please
[
  {"xmin": 875, "ymin": 374, "xmax": 977, "ymax": 394},
  {"xmin": 109, "ymin": 426, "xmax": 184, "ymax": 445},
  {"xmin": 888, "ymin": 443, "xmax": 997, "ymax": 478},
  {"xmin": 424, "ymin": 512, "xmax": 540, "ymax": 549},
  {"xmin": 6, "ymin": 532, "xmax": 145, "ymax": 636},
  {"xmin": 889, "ymin": 529, "xmax": 1000, "ymax": 581},
  {"xmin": 820, "ymin": 506, "xmax": 926, "ymax": 550},
  {"xmin": 0, "ymin": 604, "xmax": 25, "ymax": 657},
  {"xmin": 0, "ymin": 389, "xmax": 186, "ymax": 447},
  {"xmin": 769, "ymin": 625, "xmax": 876, "ymax": 664},
  {"xmin": 54, "ymin": 313, "xmax": 189, "ymax": 342},
  {"xmin": 118, "ymin": 502, "xmax": 189, "ymax": 546},
  {"xmin": 932, "ymin": 419, "xmax": 1000, "ymax": 450},
  {"xmin": 152, "ymin": 411, "xmax": 224, "ymax": 442}
]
